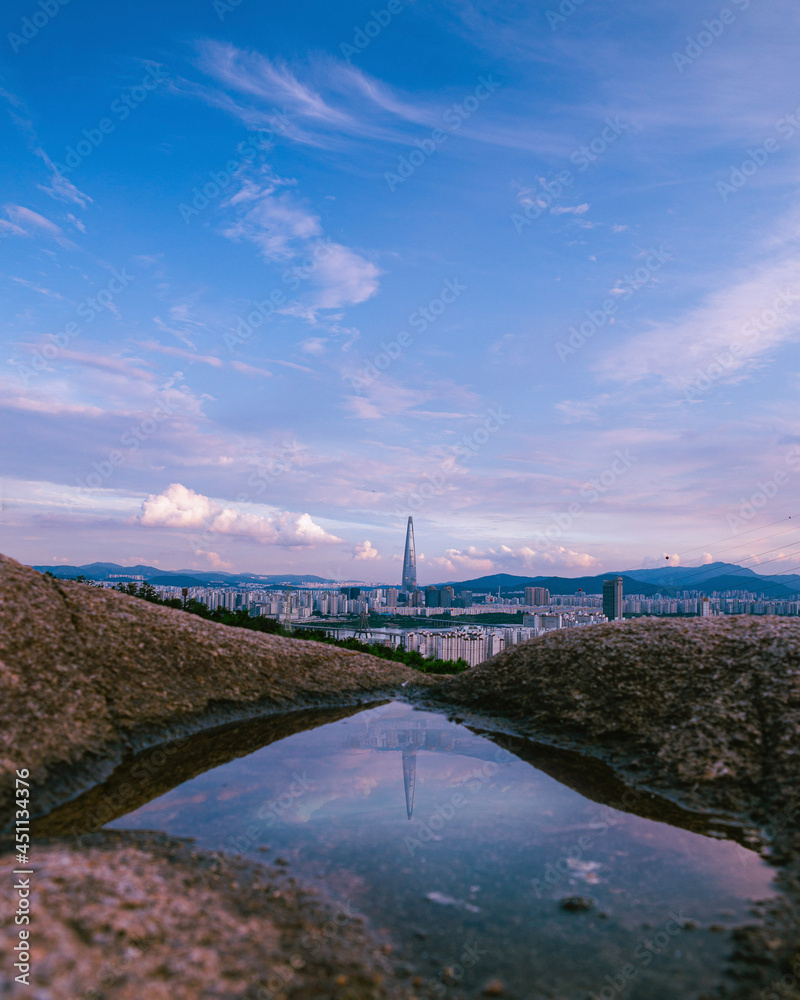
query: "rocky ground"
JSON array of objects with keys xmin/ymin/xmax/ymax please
[
  {"xmin": 5, "ymin": 555, "xmax": 800, "ymax": 998},
  {"xmin": 0, "ymin": 831, "xmax": 415, "ymax": 1000}
]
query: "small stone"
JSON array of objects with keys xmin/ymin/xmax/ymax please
[
  {"xmin": 560, "ymin": 895, "xmax": 596, "ymax": 912},
  {"xmin": 335, "ymin": 973, "xmax": 348, "ymax": 986}
]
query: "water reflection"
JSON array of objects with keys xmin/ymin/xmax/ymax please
[
  {"xmin": 100, "ymin": 702, "xmax": 778, "ymax": 1000},
  {"xmin": 337, "ymin": 709, "xmax": 513, "ymax": 821}
]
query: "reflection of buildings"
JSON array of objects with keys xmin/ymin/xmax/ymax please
[
  {"xmin": 339, "ymin": 711, "xmax": 509, "ymax": 820},
  {"xmin": 402, "ymin": 746, "xmax": 416, "ymax": 819}
]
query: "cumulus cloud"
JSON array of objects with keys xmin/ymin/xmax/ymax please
[
  {"xmin": 220, "ymin": 173, "xmax": 381, "ymax": 314},
  {"xmin": 140, "ymin": 483, "xmax": 218, "ymax": 528},
  {"xmin": 423, "ymin": 543, "xmax": 600, "ymax": 577},
  {"xmin": 196, "ymin": 549, "xmax": 235, "ymax": 571},
  {"xmin": 354, "ymin": 540, "xmax": 379, "ymax": 560},
  {"xmin": 312, "ymin": 243, "xmax": 380, "ymax": 308},
  {"xmin": 140, "ymin": 483, "xmax": 341, "ymax": 546}
]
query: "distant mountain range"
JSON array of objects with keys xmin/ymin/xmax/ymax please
[
  {"xmin": 31, "ymin": 562, "xmax": 336, "ymax": 588},
  {"xmin": 30, "ymin": 560, "xmax": 800, "ymax": 598},
  {"xmin": 438, "ymin": 561, "xmax": 800, "ymax": 598}
]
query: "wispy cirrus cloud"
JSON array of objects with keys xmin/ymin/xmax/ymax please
[
  {"xmin": 597, "ymin": 246, "xmax": 800, "ymax": 391},
  {"xmin": 36, "ymin": 149, "xmax": 93, "ymax": 208},
  {"xmin": 3, "ymin": 203, "xmax": 77, "ymax": 249},
  {"xmin": 192, "ymin": 40, "xmax": 564, "ymax": 156}
]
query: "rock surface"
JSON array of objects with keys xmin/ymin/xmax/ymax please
[
  {"xmin": 0, "ymin": 831, "xmax": 413, "ymax": 1000},
  {"xmin": 436, "ymin": 616, "xmax": 800, "ymax": 821},
  {"xmin": 0, "ymin": 553, "xmax": 435, "ymax": 817}
]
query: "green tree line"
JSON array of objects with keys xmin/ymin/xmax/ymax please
[{"xmin": 64, "ymin": 577, "xmax": 469, "ymax": 675}]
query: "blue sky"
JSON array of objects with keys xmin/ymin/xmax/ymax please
[{"xmin": 2, "ymin": 0, "xmax": 800, "ymax": 582}]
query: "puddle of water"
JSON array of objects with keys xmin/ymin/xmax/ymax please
[{"xmin": 105, "ymin": 702, "xmax": 777, "ymax": 999}]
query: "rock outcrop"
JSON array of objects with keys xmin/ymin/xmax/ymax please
[
  {"xmin": 0, "ymin": 554, "xmax": 434, "ymax": 817},
  {"xmin": 0, "ymin": 831, "xmax": 413, "ymax": 1000},
  {"xmin": 436, "ymin": 616, "xmax": 800, "ymax": 822}
]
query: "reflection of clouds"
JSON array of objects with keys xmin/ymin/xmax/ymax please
[
  {"xmin": 605, "ymin": 814, "xmax": 777, "ymax": 902},
  {"xmin": 353, "ymin": 776, "xmax": 378, "ymax": 797},
  {"xmin": 293, "ymin": 792, "xmax": 341, "ymax": 824}
]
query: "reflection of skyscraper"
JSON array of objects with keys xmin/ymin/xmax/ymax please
[
  {"xmin": 402, "ymin": 746, "xmax": 416, "ymax": 820},
  {"xmin": 401, "ymin": 516, "xmax": 417, "ymax": 593}
]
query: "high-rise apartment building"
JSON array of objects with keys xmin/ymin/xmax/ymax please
[
  {"xmin": 525, "ymin": 587, "xmax": 551, "ymax": 606},
  {"xmin": 602, "ymin": 577, "xmax": 623, "ymax": 621}
]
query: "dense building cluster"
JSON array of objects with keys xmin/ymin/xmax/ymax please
[{"xmin": 92, "ymin": 520, "xmax": 800, "ymax": 665}]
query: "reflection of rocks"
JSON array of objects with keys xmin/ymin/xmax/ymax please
[
  {"xmin": 0, "ymin": 831, "xmax": 413, "ymax": 1000},
  {"xmin": 560, "ymin": 894, "xmax": 596, "ymax": 912}
]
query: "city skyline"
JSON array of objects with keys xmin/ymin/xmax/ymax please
[{"xmin": 3, "ymin": 1, "xmax": 800, "ymax": 579}]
